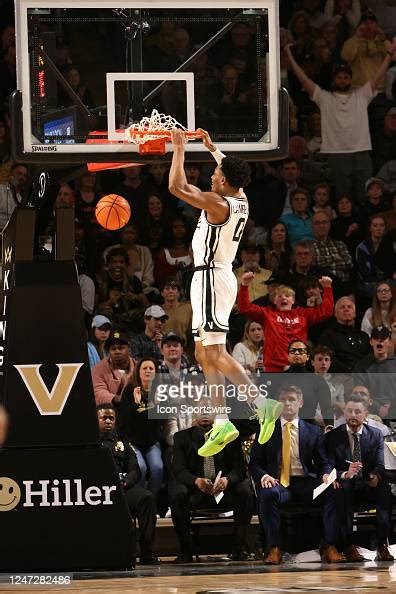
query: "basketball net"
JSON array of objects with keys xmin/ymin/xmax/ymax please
[
  {"xmin": 125, "ymin": 109, "xmax": 187, "ymax": 144},
  {"xmin": 124, "ymin": 109, "xmax": 202, "ymax": 154}
]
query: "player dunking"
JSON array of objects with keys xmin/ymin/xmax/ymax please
[{"xmin": 169, "ymin": 129, "xmax": 282, "ymax": 456}]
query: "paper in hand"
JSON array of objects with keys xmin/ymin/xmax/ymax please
[
  {"xmin": 213, "ymin": 470, "xmax": 223, "ymax": 504},
  {"xmin": 313, "ymin": 468, "xmax": 336, "ymax": 500},
  {"xmin": 214, "ymin": 491, "xmax": 224, "ymax": 504}
]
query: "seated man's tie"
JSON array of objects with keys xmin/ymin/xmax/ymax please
[
  {"xmin": 352, "ymin": 433, "xmax": 362, "ymax": 478},
  {"xmin": 280, "ymin": 422, "xmax": 292, "ymax": 487},
  {"xmin": 203, "ymin": 434, "xmax": 216, "ymax": 481}
]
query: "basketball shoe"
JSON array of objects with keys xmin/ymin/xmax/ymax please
[
  {"xmin": 251, "ymin": 398, "xmax": 283, "ymax": 444},
  {"xmin": 197, "ymin": 420, "xmax": 240, "ymax": 457}
]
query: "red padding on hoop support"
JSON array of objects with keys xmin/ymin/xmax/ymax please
[
  {"xmin": 86, "ymin": 130, "xmax": 142, "ymax": 171},
  {"xmin": 87, "ymin": 162, "xmax": 140, "ymax": 173},
  {"xmin": 138, "ymin": 138, "xmax": 167, "ymax": 155}
]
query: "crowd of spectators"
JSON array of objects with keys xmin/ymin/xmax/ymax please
[{"xmin": 1, "ymin": 0, "xmax": 396, "ymax": 566}]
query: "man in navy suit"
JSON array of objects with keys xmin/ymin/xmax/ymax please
[
  {"xmin": 249, "ymin": 385, "xmax": 345, "ymax": 564},
  {"xmin": 325, "ymin": 394, "xmax": 394, "ymax": 562}
]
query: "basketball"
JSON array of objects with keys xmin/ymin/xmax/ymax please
[{"xmin": 95, "ymin": 194, "xmax": 131, "ymax": 230}]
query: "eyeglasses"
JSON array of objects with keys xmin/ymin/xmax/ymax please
[
  {"xmin": 289, "ymin": 348, "xmax": 308, "ymax": 355},
  {"xmin": 377, "ymin": 288, "xmax": 391, "ymax": 294}
]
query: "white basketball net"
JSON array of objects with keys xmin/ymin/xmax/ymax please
[{"xmin": 125, "ymin": 109, "xmax": 187, "ymax": 144}]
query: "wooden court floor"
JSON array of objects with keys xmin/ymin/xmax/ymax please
[{"xmin": 1, "ymin": 561, "xmax": 395, "ymax": 594}]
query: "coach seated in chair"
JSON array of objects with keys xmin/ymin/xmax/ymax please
[
  {"xmin": 249, "ymin": 385, "xmax": 345, "ymax": 564},
  {"xmin": 97, "ymin": 404, "xmax": 160, "ymax": 565},
  {"xmin": 170, "ymin": 414, "xmax": 255, "ymax": 563},
  {"xmin": 325, "ymin": 394, "xmax": 394, "ymax": 562}
]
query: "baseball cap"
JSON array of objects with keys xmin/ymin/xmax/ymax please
[
  {"xmin": 360, "ymin": 10, "xmax": 377, "ymax": 23},
  {"xmin": 107, "ymin": 330, "xmax": 129, "ymax": 347},
  {"xmin": 333, "ymin": 62, "xmax": 352, "ymax": 78},
  {"xmin": 92, "ymin": 314, "xmax": 112, "ymax": 329},
  {"xmin": 365, "ymin": 177, "xmax": 386, "ymax": 192},
  {"xmin": 241, "ymin": 241, "xmax": 260, "ymax": 252},
  {"xmin": 144, "ymin": 305, "xmax": 169, "ymax": 319},
  {"xmin": 371, "ymin": 326, "xmax": 392, "ymax": 340},
  {"xmin": 161, "ymin": 332, "xmax": 184, "ymax": 346}
]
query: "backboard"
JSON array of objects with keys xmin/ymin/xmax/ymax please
[{"xmin": 12, "ymin": 0, "xmax": 288, "ymax": 164}]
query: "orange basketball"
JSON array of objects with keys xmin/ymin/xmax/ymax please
[{"xmin": 95, "ymin": 194, "xmax": 131, "ymax": 230}]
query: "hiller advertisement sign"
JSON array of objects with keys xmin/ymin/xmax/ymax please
[
  {"xmin": 0, "ymin": 447, "xmax": 135, "ymax": 571},
  {"xmin": 0, "ymin": 476, "xmax": 118, "ymax": 511}
]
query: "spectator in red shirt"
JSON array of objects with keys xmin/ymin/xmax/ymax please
[{"xmin": 238, "ymin": 273, "xmax": 333, "ymax": 372}]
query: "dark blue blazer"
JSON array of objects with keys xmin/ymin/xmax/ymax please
[
  {"xmin": 324, "ymin": 423, "xmax": 385, "ymax": 481},
  {"xmin": 249, "ymin": 419, "xmax": 331, "ymax": 484}
]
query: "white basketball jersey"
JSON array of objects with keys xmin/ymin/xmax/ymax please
[{"xmin": 192, "ymin": 196, "xmax": 249, "ymax": 267}]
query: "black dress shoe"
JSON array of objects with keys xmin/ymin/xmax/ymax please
[
  {"xmin": 140, "ymin": 556, "xmax": 161, "ymax": 565},
  {"xmin": 171, "ymin": 554, "xmax": 193, "ymax": 564}
]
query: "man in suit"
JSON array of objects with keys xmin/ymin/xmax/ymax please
[
  {"xmin": 325, "ymin": 394, "xmax": 394, "ymax": 562},
  {"xmin": 170, "ymin": 414, "xmax": 255, "ymax": 563},
  {"xmin": 249, "ymin": 385, "xmax": 345, "ymax": 564},
  {"xmin": 319, "ymin": 297, "xmax": 371, "ymax": 373}
]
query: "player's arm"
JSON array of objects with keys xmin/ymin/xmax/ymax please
[
  {"xmin": 198, "ymin": 128, "xmax": 246, "ymax": 200},
  {"xmin": 168, "ymin": 129, "xmax": 228, "ymax": 220},
  {"xmin": 198, "ymin": 128, "xmax": 225, "ymax": 165}
]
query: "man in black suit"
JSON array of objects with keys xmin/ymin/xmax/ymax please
[
  {"xmin": 319, "ymin": 297, "xmax": 371, "ymax": 373},
  {"xmin": 170, "ymin": 414, "xmax": 255, "ymax": 563},
  {"xmin": 325, "ymin": 395, "xmax": 394, "ymax": 562},
  {"xmin": 249, "ymin": 385, "xmax": 345, "ymax": 564},
  {"xmin": 97, "ymin": 404, "xmax": 159, "ymax": 565}
]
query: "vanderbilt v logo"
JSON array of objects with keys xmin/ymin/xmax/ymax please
[{"xmin": 14, "ymin": 364, "xmax": 83, "ymax": 415}]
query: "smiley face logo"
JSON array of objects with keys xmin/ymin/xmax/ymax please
[{"xmin": 0, "ymin": 477, "xmax": 21, "ymax": 511}]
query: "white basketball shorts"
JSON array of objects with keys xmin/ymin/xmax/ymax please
[{"xmin": 191, "ymin": 267, "xmax": 236, "ymax": 346}]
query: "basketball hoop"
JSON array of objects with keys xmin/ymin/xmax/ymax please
[
  {"xmin": 86, "ymin": 110, "xmax": 203, "ymax": 171},
  {"xmin": 125, "ymin": 109, "xmax": 202, "ymax": 154}
]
